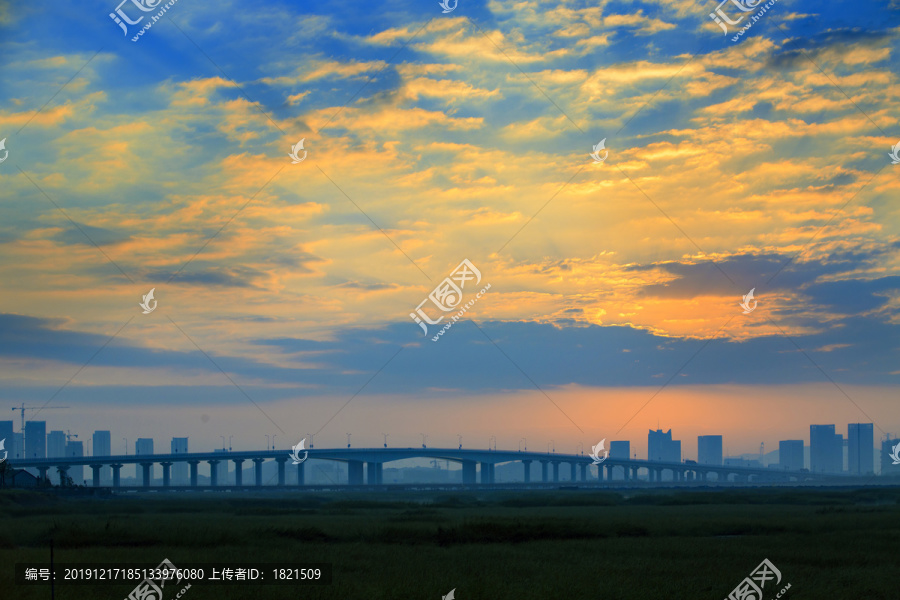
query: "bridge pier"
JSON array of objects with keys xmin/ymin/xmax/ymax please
[
  {"xmin": 276, "ymin": 457, "xmax": 287, "ymax": 486},
  {"xmin": 541, "ymin": 461, "xmax": 549, "ymax": 482},
  {"xmin": 480, "ymin": 462, "xmax": 494, "ymax": 484},
  {"xmin": 91, "ymin": 464, "xmax": 102, "ymax": 487},
  {"xmin": 569, "ymin": 463, "xmax": 576, "ymax": 481},
  {"xmin": 37, "ymin": 466, "xmax": 49, "ymax": 482},
  {"xmin": 367, "ymin": 462, "xmax": 382, "ymax": 485},
  {"xmin": 462, "ymin": 460, "xmax": 476, "ymax": 484},
  {"xmin": 552, "ymin": 461, "xmax": 559, "ymax": 482},
  {"xmin": 631, "ymin": 466, "xmax": 638, "ymax": 480},
  {"xmin": 208, "ymin": 460, "xmax": 220, "ymax": 486},
  {"xmin": 161, "ymin": 462, "xmax": 172, "ymax": 487},
  {"xmin": 605, "ymin": 463, "xmax": 613, "ymax": 481},
  {"xmin": 253, "ymin": 459, "xmax": 264, "ymax": 486},
  {"xmin": 111, "ymin": 464, "xmax": 122, "ymax": 487},
  {"xmin": 348, "ymin": 460, "xmax": 364, "ymax": 485},
  {"xmin": 297, "ymin": 461, "xmax": 305, "ymax": 485},
  {"xmin": 56, "ymin": 465, "xmax": 69, "ymax": 485},
  {"xmin": 233, "ymin": 459, "xmax": 244, "ymax": 486},
  {"xmin": 189, "ymin": 460, "xmax": 199, "ymax": 487},
  {"xmin": 579, "ymin": 463, "xmax": 586, "ymax": 482},
  {"xmin": 522, "ymin": 460, "xmax": 532, "ymax": 483}
]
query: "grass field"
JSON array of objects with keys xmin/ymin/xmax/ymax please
[{"xmin": 3, "ymin": 485, "xmax": 899, "ymax": 599}]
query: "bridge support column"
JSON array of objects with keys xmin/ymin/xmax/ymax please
[
  {"xmin": 552, "ymin": 461, "xmax": 559, "ymax": 482},
  {"xmin": 580, "ymin": 463, "xmax": 587, "ymax": 481},
  {"xmin": 462, "ymin": 460, "xmax": 477, "ymax": 484},
  {"xmin": 111, "ymin": 464, "xmax": 122, "ymax": 487},
  {"xmin": 56, "ymin": 465, "xmax": 70, "ymax": 486},
  {"xmin": 522, "ymin": 460, "xmax": 532, "ymax": 483},
  {"xmin": 701, "ymin": 471, "xmax": 708, "ymax": 482},
  {"xmin": 139, "ymin": 463, "xmax": 152, "ymax": 487},
  {"xmin": 161, "ymin": 462, "xmax": 172, "ymax": 487},
  {"xmin": 297, "ymin": 462, "xmax": 305, "ymax": 485},
  {"xmin": 348, "ymin": 461, "xmax": 364, "ymax": 485},
  {"xmin": 276, "ymin": 457, "xmax": 287, "ymax": 486},
  {"xmin": 37, "ymin": 466, "xmax": 49, "ymax": 482},
  {"xmin": 480, "ymin": 462, "xmax": 494, "ymax": 484},
  {"xmin": 605, "ymin": 463, "xmax": 613, "ymax": 481},
  {"xmin": 188, "ymin": 461, "xmax": 199, "ymax": 487},
  {"xmin": 622, "ymin": 465, "xmax": 629, "ymax": 481},
  {"xmin": 253, "ymin": 459, "xmax": 264, "ymax": 486},
  {"xmin": 367, "ymin": 462, "xmax": 382, "ymax": 485},
  {"xmin": 207, "ymin": 460, "xmax": 219, "ymax": 487},
  {"xmin": 631, "ymin": 466, "xmax": 638, "ymax": 480},
  {"xmin": 233, "ymin": 459, "xmax": 244, "ymax": 486},
  {"xmin": 91, "ymin": 464, "xmax": 102, "ymax": 487},
  {"xmin": 541, "ymin": 461, "xmax": 549, "ymax": 482},
  {"xmin": 570, "ymin": 463, "xmax": 577, "ymax": 481}
]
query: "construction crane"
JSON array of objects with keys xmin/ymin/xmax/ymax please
[
  {"xmin": 11, "ymin": 404, "xmax": 69, "ymax": 455},
  {"xmin": 65, "ymin": 430, "xmax": 78, "ymax": 442}
]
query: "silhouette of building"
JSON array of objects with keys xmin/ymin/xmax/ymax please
[
  {"xmin": 648, "ymin": 429, "xmax": 680, "ymax": 462},
  {"xmin": 847, "ymin": 423, "xmax": 874, "ymax": 476},
  {"xmin": 810, "ymin": 425, "xmax": 841, "ymax": 473},
  {"xmin": 93, "ymin": 431, "xmax": 111, "ymax": 484},
  {"xmin": 47, "ymin": 431, "xmax": 67, "ymax": 458},
  {"xmin": 66, "ymin": 441, "xmax": 84, "ymax": 484},
  {"xmin": 171, "ymin": 437, "xmax": 188, "ymax": 484},
  {"xmin": 24, "ymin": 421, "xmax": 46, "ymax": 459},
  {"xmin": 135, "ymin": 438, "xmax": 154, "ymax": 455},
  {"xmin": 697, "ymin": 435, "xmax": 723, "ymax": 465},
  {"xmin": 881, "ymin": 437, "xmax": 900, "ymax": 477},
  {"xmin": 609, "ymin": 441, "xmax": 630, "ymax": 459},
  {"xmin": 778, "ymin": 440, "xmax": 804, "ymax": 471}
]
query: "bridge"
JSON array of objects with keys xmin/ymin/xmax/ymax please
[{"xmin": 5, "ymin": 447, "xmax": 827, "ymax": 489}]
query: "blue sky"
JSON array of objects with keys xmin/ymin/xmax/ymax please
[{"xmin": 1, "ymin": 0, "xmax": 899, "ymax": 458}]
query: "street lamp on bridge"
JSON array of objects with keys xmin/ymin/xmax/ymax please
[
  {"xmin": 420, "ymin": 433, "xmax": 427, "ymax": 449},
  {"xmin": 489, "ymin": 435, "xmax": 496, "ymax": 451},
  {"xmin": 123, "ymin": 438, "xmax": 127, "ymax": 455},
  {"xmin": 519, "ymin": 438, "xmax": 526, "ymax": 452},
  {"xmin": 457, "ymin": 434, "xmax": 462, "ymax": 450},
  {"xmin": 383, "ymin": 433, "xmax": 389, "ymax": 448}
]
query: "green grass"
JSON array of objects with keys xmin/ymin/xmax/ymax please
[{"xmin": 3, "ymin": 486, "xmax": 899, "ymax": 599}]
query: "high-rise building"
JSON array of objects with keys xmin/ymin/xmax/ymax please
[
  {"xmin": 13, "ymin": 432, "xmax": 23, "ymax": 460},
  {"xmin": 698, "ymin": 435, "xmax": 723, "ymax": 466},
  {"xmin": 778, "ymin": 440, "xmax": 804, "ymax": 471},
  {"xmin": 47, "ymin": 431, "xmax": 67, "ymax": 458},
  {"xmin": 93, "ymin": 431, "xmax": 112, "ymax": 484},
  {"xmin": 24, "ymin": 421, "xmax": 46, "ymax": 459},
  {"xmin": 835, "ymin": 433, "xmax": 845, "ymax": 473},
  {"xmin": 66, "ymin": 441, "xmax": 84, "ymax": 485},
  {"xmin": 0, "ymin": 421, "xmax": 14, "ymax": 458},
  {"xmin": 648, "ymin": 429, "xmax": 681, "ymax": 462},
  {"xmin": 609, "ymin": 441, "xmax": 630, "ymax": 459},
  {"xmin": 881, "ymin": 437, "xmax": 900, "ymax": 477},
  {"xmin": 810, "ymin": 425, "xmax": 840, "ymax": 473},
  {"xmin": 848, "ymin": 423, "xmax": 874, "ymax": 476},
  {"xmin": 171, "ymin": 437, "xmax": 188, "ymax": 484},
  {"xmin": 135, "ymin": 438, "xmax": 154, "ymax": 455}
]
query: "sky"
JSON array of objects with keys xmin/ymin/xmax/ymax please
[{"xmin": 1, "ymin": 0, "xmax": 899, "ymax": 461}]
